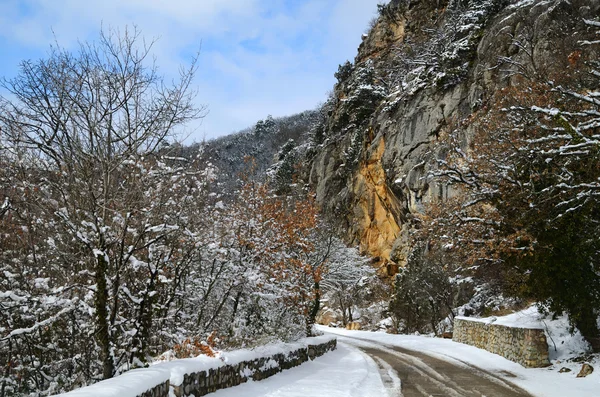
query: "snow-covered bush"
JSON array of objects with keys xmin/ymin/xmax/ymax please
[{"xmin": 388, "ymin": 243, "xmax": 472, "ymax": 335}]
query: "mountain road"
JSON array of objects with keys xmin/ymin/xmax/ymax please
[{"xmin": 338, "ymin": 334, "xmax": 535, "ymax": 397}]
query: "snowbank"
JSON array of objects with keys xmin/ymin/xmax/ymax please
[
  {"xmin": 209, "ymin": 343, "xmax": 388, "ymax": 397},
  {"xmin": 55, "ymin": 335, "xmax": 337, "ymax": 397}
]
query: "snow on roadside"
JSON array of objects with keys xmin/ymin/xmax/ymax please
[
  {"xmin": 55, "ymin": 335, "xmax": 339, "ymax": 397},
  {"xmin": 458, "ymin": 304, "xmax": 591, "ymax": 362},
  {"xmin": 209, "ymin": 343, "xmax": 389, "ymax": 397},
  {"xmin": 320, "ymin": 326, "xmax": 600, "ymax": 397}
]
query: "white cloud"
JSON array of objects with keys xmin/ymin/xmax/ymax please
[{"xmin": 0, "ymin": 0, "xmax": 382, "ymax": 140}]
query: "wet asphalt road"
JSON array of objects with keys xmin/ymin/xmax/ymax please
[{"xmin": 341, "ymin": 335, "xmax": 535, "ymax": 397}]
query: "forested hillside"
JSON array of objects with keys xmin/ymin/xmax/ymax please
[{"xmin": 167, "ymin": 110, "xmax": 318, "ymax": 193}]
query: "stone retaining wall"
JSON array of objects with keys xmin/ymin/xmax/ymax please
[
  {"xmin": 138, "ymin": 381, "xmax": 170, "ymax": 397},
  {"xmin": 453, "ymin": 318, "xmax": 550, "ymax": 368},
  {"xmin": 55, "ymin": 337, "xmax": 337, "ymax": 397},
  {"xmin": 171, "ymin": 339, "xmax": 337, "ymax": 397}
]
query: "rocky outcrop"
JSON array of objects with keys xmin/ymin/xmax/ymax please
[
  {"xmin": 576, "ymin": 363, "xmax": 594, "ymax": 378},
  {"xmin": 316, "ymin": 307, "xmax": 342, "ymax": 325},
  {"xmin": 302, "ymin": 0, "xmax": 600, "ymax": 274}
]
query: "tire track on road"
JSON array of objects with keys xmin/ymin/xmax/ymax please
[{"xmin": 340, "ymin": 336, "xmax": 534, "ymax": 397}]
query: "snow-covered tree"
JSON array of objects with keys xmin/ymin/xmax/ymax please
[
  {"xmin": 422, "ymin": 18, "xmax": 600, "ymax": 343},
  {"xmin": 0, "ymin": 27, "xmax": 205, "ymax": 394},
  {"xmin": 319, "ymin": 238, "xmax": 375, "ymax": 327}
]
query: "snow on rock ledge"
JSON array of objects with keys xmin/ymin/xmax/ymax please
[
  {"xmin": 54, "ymin": 336, "xmax": 337, "ymax": 397},
  {"xmin": 453, "ymin": 317, "xmax": 549, "ymax": 368}
]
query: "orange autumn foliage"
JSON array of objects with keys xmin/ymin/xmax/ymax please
[
  {"xmin": 173, "ymin": 331, "xmax": 219, "ymax": 359},
  {"xmin": 232, "ymin": 181, "xmax": 325, "ymax": 328}
]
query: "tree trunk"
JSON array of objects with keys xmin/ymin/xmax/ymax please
[
  {"xmin": 95, "ymin": 252, "xmax": 114, "ymax": 379},
  {"xmin": 339, "ymin": 296, "xmax": 348, "ymax": 326},
  {"xmin": 1, "ymin": 339, "xmax": 11, "ymax": 397},
  {"xmin": 229, "ymin": 290, "xmax": 243, "ymax": 337},
  {"xmin": 306, "ymin": 283, "xmax": 320, "ymax": 337}
]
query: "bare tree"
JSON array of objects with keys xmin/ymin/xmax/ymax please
[{"xmin": 0, "ymin": 26, "xmax": 205, "ymax": 387}]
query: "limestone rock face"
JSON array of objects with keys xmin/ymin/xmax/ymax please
[
  {"xmin": 316, "ymin": 308, "xmax": 342, "ymax": 326},
  {"xmin": 301, "ymin": 0, "xmax": 600, "ymax": 275},
  {"xmin": 346, "ymin": 322, "xmax": 362, "ymax": 331}
]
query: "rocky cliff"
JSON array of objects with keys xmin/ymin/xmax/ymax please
[{"xmin": 302, "ymin": 0, "xmax": 600, "ymax": 275}]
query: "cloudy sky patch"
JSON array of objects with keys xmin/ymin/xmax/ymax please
[{"xmin": 0, "ymin": 0, "xmax": 381, "ymax": 141}]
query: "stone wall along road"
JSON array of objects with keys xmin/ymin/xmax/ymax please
[{"xmin": 453, "ymin": 318, "xmax": 550, "ymax": 368}]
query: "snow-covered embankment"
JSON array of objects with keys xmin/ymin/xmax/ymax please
[{"xmin": 54, "ymin": 336, "xmax": 337, "ymax": 397}]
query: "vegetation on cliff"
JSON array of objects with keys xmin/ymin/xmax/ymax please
[
  {"xmin": 289, "ymin": 0, "xmax": 600, "ymax": 346},
  {"xmin": 417, "ymin": 18, "xmax": 600, "ymax": 342}
]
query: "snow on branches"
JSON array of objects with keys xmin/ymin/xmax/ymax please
[{"xmin": 418, "ymin": 16, "xmax": 600, "ymax": 341}]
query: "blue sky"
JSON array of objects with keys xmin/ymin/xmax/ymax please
[{"xmin": 0, "ymin": 0, "xmax": 382, "ymax": 141}]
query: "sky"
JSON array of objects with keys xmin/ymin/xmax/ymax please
[{"xmin": 0, "ymin": 0, "xmax": 382, "ymax": 142}]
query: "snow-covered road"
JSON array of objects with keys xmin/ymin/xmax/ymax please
[
  {"xmin": 323, "ymin": 326, "xmax": 600, "ymax": 397},
  {"xmin": 338, "ymin": 333, "xmax": 532, "ymax": 396},
  {"xmin": 204, "ymin": 326, "xmax": 599, "ymax": 397},
  {"xmin": 209, "ymin": 342, "xmax": 388, "ymax": 397}
]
